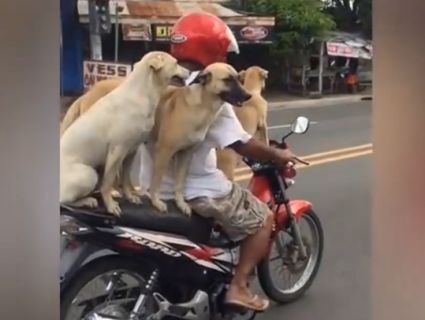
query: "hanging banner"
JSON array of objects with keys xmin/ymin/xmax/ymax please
[
  {"xmin": 326, "ymin": 41, "xmax": 372, "ymax": 60},
  {"xmin": 83, "ymin": 60, "xmax": 132, "ymax": 90},
  {"xmin": 122, "ymin": 23, "xmax": 152, "ymax": 41}
]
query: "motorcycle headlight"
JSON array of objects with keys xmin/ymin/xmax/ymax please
[{"xmin": 60, "ymin": 215, "xmax": 92, "ymax": 236}]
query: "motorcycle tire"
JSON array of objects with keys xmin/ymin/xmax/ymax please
[
  {"xmin": 257, "ymin": 209, "xmax": 324, "ymax": 304},
  {"xmin": 60, "ymin": 256, "xmax": 151, "ymax": 320}
]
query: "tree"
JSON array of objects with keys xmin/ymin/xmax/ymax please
[
  {"xmin": 323, "ymin": 0, "xmax": 372, "ymax": 38},
  {"xmin": 247, "ymin": 0, "xmax": 336, "ymax": 59}
]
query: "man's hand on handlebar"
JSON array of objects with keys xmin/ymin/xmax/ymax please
[
  {"xmin": 272, "ymin": 148, "xmax": 309, "ymax": 167},
  {"xmin": 229, "ymin": 138, "xmax": 309, "ymax": 166}
]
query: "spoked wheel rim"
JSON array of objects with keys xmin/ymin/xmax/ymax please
[
  {"xmin": 63, "ymin": 269, "xmax": 150, "ymax": 320},
  {"xmin": 267, "ymin": 213, "xmax": 321, "ymax": 294}
]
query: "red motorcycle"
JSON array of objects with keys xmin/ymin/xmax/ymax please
[{"xmin": 60, "ymin": 116, "xmax": 323, "ymax": 320}]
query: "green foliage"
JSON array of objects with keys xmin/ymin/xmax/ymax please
[
  {"xmin": 324, "ymin": 0, "xmax": 372, "ymax": 38},
  {"xmin": 247, "ymin": 0, "xmax": 336, "ymax": 58},
  {"xmin": 358, "ymin": 0, "xmax": 372, "ymax": 38}
]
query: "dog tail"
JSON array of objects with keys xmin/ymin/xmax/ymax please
[{"xmin": 60, "ymin": 96, "xmax": 83, "ymax": 136}]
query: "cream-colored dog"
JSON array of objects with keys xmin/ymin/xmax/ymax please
[
  {"xmin": 149, "ymin": 63, "xmax": 252, "ymax": 215},
  {"xmin": 216, "ymin": 66, "xmax": 269, "ymax": 181},
  {"xmin": 60, "ymin": 51, "xmax": 189, "ymax": 216}
]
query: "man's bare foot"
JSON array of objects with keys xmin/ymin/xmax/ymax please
[{"xmin": 225, "ymin": 285, "xmax": 269, "ymax": 311}]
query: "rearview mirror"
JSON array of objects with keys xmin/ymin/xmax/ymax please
[{"xmin": 291, "ymin": 116, "xmax": 310, "ymax": 134}]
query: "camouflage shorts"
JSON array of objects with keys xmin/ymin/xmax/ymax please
[{"xmin": 188, "ymin": 183, "xmax": 271, "ymax": 242}]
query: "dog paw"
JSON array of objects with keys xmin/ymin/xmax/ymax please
[
  {"xmin": 72, "ymin": 197, "xmax": 98, "ymax": 208},
  {"xmin": 85, "ymin": 197, "xmax": 99, "ymax": 208},
  {"xmin": 176, "ymin": 200, "xmax": 192, "ymax": 217},
  {"xmin": 111, "ymin": 189, "xmax": 123, "ymax": 198},
  {"xmin": 152, "ymin": 199, "xmax": 167, "ymax": 213},
  {"xmin": 140, "ymin": 190, "xmax": 151, "ymax": 199},
  {"xmin": 127, "ymin": 193, "xmax": 142, "ymax": 205},
  {"xmin": 106, "ymin": 200, "xmax": 122, "ymax": 217}
]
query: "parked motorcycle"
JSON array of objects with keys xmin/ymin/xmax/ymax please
[{"xmin": 60, "ymin": 116, "xmax": 323, "ymax": 320}]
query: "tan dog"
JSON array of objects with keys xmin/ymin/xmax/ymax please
[
  {"xmin": 149, "ymin": 63, "xmax": 252, "ymax": 215},
  {"xmin": 60, "ymin": 51, "xmax": 189, "ymax": 216},
  {"xmin": 216, "ymin": 66, "xmax": 269, "ymax": 181},
  {"xmin": 60, "ymin": 78, "xmax": 124, "ymax": 136}
]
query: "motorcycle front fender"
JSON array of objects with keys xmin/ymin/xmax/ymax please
[{"xmin": 276, "ymin": 200, "xmax": 313, "ymax": 225}]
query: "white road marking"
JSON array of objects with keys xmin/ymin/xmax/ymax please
[{"xmin": 267, "ymin": 121, "xmax": 318, "ymax": 130}]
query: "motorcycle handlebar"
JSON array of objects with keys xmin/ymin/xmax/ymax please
[{"xmin": 243, "ymin": 138, "xmax": 310, "ymax": 169}]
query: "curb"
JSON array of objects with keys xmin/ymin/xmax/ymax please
[{"xmin": 268, "ymin": 94, "xmax": 372, "ymax": 110}]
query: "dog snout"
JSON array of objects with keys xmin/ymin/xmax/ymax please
[
  {"xmin": 242, "ymin": 91, "xmax": 252, "ymax": 102},
  {"xmin": 170, "ymin": 67, "xmax": 190, "ymax": 86},
  {"xmin": 233, "ymin": 87, "xmax": 251, "ymax": 107},
  {"xmin": 179, "ymin": 67, "xmax": 190, "ymax": 80}
]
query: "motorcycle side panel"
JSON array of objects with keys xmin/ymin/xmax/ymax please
[
  {"xmin": 248, "ymin": 175, "xmax": 273, "ymax": 204},
  {"xmin": 116, "ymin": 227, "xmax": 235, "ymax": 273}
]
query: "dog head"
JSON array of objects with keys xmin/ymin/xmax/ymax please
[
  {"xmin": 195, "ymin": 63, "xmax": 251, "ymax": 107},
  {"xmin": 238, "ymin": 66, "xmax": 269, "ymax": 91},
  {"xmin": 135, "ymin": 51, "xmax": 190, "ymax": 87}
]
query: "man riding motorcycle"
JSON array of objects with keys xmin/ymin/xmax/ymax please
[{"xmin": 138, "ymin": 12, "xmax": 303, "ymax": 312}]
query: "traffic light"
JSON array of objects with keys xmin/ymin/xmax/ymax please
[{"xmin": 88, "ymin": 0, "xmax": 112, "ymax": 35}]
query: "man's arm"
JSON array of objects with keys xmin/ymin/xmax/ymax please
[
  {"xmin": 228, "ymin": 138, "xmax": 301, "ymax": 167},
  {"xmin": 208, "ymin": 103, "xmax": 303, "ymax": 166}
]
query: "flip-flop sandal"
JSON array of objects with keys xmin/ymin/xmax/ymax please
[{"xmin": 225, "ymin": 294, "xmax": 270, "ymax": 312}]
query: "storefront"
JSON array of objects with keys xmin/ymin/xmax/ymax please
[
  {"xmin": 66, "ymin": 0, "xmax": 275, "ymax": 94},
  {"xmin": 286, "ymin": 32, "xmax": 373, "ymax": 96}
]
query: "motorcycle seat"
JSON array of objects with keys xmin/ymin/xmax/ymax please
[{"xmin": 61, "ymin": 195, "xmax": 221, "ymax": 245}]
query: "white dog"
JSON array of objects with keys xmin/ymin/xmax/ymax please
[{"xmin": 60, "ymin": 51, "xmax": 189, "ymax": 216}]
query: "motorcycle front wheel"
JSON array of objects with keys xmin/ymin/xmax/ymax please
[
  {"xmin": 61, "ymin": 256, "xmax": 153, "ymax": 320},
  {"xmin": 257, "ymin": 209, "xmax": 324, "ymax": 304}
]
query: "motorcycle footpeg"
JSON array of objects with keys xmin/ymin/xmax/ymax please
[
  {"xmin": 223, "ymin": 304, "xmax": 248, "ymax": 314},
  {"xmin": 151, "ymin": 291, "xmax": 210, "ymax": 320}
]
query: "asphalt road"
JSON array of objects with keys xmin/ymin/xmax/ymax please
[
  {"xmin": 255, "ymin": 155, "xmax": 372, "ymax": 320},
  {"xmin": 250, "ymin": 101, "xmax": 372, "ymax": 320},
  {"xmin": 266, "ymin": 100, "xmax": 371, "ymax": 156}
]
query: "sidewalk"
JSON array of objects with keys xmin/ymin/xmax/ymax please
[
  {"xmin": 264, "ymin": 88, "xmax": 372, "ymax": 109},
  {"xmin": 60, "ymin": 89, "xmax": 372, "ymax": 119}
]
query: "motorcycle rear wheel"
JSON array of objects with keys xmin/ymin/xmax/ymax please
[
  {"xmin": 61, "ymin": 256, "xmax": 152, "ymax": 320},
  {"xmin": 257, "ymin": 209, "xmax": 324, "ymax": 304}
]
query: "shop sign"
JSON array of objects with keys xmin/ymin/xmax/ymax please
[
  {"xmin": 83, "ymin": 60, "xmax": 132, "ymax": 90},
  {"xmin": 122, "ymin": 23, "xmax": 152, "ymax": 41}
]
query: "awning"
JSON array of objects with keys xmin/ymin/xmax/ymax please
[
  {"xmin": 77, "ymin": 0, "xmax": 275, "ymax": 43},
  {"xmin": 323, "ymin": 32, "xmax": 373, "ymax": 60}
]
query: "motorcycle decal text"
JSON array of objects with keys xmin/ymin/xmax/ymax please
[{"xmin": 119, "ymin": 233, "xmax": 182, "ymax": 258}]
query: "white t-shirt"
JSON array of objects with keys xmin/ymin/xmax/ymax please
[{"xmin": 138, "ymin": 71, "xmax": 251, "ymax": 200}]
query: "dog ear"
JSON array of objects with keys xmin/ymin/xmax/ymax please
[
  {"xmin": 149, "ymin": 54, "xmax": 165, "ymax": 71},
  {"xmin": 238, "ymin": 70, "xmax": 246, "ymax": 83},
  {"xmin": 194, "ymin": 71, "xmax": 212, "ymax": 85},
  {"xmin": 260, "ymin": 69, "xmax": 269, "ymax": 79}
]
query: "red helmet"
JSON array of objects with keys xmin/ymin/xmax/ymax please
[{"xmin": 170, "ymin": 12, "xmax": 239, "ymax": 67}]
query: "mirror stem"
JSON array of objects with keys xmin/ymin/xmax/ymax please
[{"xmin": 282, "ymin": 131, "xmax": 293, "ymax": 142}]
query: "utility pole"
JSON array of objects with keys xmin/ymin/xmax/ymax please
[{"xmin": 88, "ymin": 0, "xmax": 112, "ymax": 60}]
